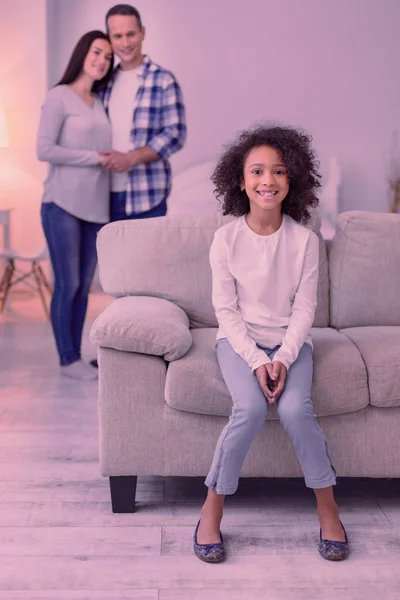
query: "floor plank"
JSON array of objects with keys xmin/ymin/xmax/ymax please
[
  {"xmin": 0, "ymin": 462, "xmax": 102, "ymax": 482},
  {"xmin": 0, "ymin": 445, "xmax": 99, "ymax": 462},
  {"xmin": 160, "ymin": 590, "xmax": 400, "ymax": 600},
  {"xmin": 376, "ymin": 498, "xmax": 400, "ymax": 526},
  {"xmin": 0, "ymin": 498, "xmax": 389, "ymax": 528},
  {"xmin": 1, "ymin": 555, "xmax": 400, "ymax": 590},
  {"xmin": 162, "ymin": 524, "xmax": 400, "ymax": 557},
  {"xmin": 0, "ymin": 432, "xmax": 98, "ymax": 448},
  {"xmin": 0, "ymin": 592, "xmax": 158, "ymax": 600},
  {"xmin": 0, "ymin": 526, "xmax": 161, "ymax": 557}
]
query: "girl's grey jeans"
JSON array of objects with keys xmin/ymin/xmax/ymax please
[{"xmin": 205, "ymin": 338, "xmax": 337, "ymax": 495}]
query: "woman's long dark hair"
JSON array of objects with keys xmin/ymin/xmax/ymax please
[{"xmin": 56, "ymin": 30, "xmax": 114, "ymax": 92}]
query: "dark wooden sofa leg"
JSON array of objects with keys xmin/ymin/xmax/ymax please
[{"xmin": 109, "ymin": 476, "xmax": 138, "ymax": 513}]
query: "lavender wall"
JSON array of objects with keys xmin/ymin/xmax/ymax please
[{"xmin": 48, "ymin": 0, "xmax": 399, "ymax": 213}]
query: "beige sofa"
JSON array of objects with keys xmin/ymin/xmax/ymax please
[{"xmin": 90, "ymin": 211, "xmax": 400, "ymax": 513}]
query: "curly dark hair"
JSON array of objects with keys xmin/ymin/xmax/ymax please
[{"xmin": 211, "ymin": 124, "xmax": 321, "ymax": 224}]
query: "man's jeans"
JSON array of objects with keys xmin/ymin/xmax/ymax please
[
  {"xmin": 110, "ymin": 192, "xmax": 167, "ymax": 222},
  {"xmin": 41, "ymin": 203, "xmax": 102, "ymax": 366}
]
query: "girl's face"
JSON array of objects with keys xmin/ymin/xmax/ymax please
[
  {"xmin": 83, "ymin": 39, "xmax": 113, "ymax": 81},
  {"xmin": 242, "ymin": 145, "xmax": 289, "ymax": 213}
]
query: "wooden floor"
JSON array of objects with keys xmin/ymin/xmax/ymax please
[{"xmin": 1, "ymin": 293, "xmax": 400, "ymax": 599}]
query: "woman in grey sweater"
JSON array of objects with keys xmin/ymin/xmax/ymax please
[{"xmin": 37, "ymin": 31, "xmax": 114, "ymax": 380}]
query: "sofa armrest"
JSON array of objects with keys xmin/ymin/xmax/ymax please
[
  {"xmin": 90, "ymin": 296, "xmax": 192, "ymax": 361},
  {"xmin": 98, "ymin": 348, "xmax": 165, "ymax": 476}
]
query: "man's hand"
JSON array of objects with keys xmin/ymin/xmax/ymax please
[
  {"xmin": 265, "ymin": 361, "xmax": 287, "ymax": 402},
  {"xmin": 99, "ymin": 151, "xmax": 135, "ymax": 173}
]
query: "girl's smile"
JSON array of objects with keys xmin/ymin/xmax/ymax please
[{"xmin": 256, "ymin": 190, "xmax": 279, "ymax": 198}]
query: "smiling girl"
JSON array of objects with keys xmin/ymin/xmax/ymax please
[{"xmin": 193, "ymin": 124, "xmax": 349, "ymax": 563}]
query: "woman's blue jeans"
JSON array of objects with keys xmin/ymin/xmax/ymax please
[
  {"xmin": 41, "ymin": 203, "xmax": 102, "ymax": 366},
  {"xmin": 205, "ymin": 339, "xmax": 337, "ymax": 494}
]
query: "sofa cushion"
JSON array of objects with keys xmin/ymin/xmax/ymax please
[
  {"xmin": 310, "ymin": 327, "xmax": 369, "ymax": 415},
  {"xmin": 165, "ymin": 327, "xmax": 369, "ymax": 418},
  {"xmin": 340, "ymin": 326, "xmax": 400, "ymax": 408},
  {"xmin": 329, "ymin": 211, "xmax": 400, "ymax": 328},
  {"xmin": 90, "ymin": 296, "xmax": 192, "ymax": 361},
  {"xmin": 97, "ymin": 213, "xmax": 330, "ymax": 328}
]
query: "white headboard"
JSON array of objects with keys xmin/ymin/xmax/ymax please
[{"xmin": 168, "ymin": 160, "xmax": 217, "ymax": 216}]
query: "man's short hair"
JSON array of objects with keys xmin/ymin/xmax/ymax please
[{"xmin": 106, "ymin": 4, "xmax": 143, "ymax": 29}]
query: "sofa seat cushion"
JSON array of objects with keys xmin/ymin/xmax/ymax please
[
  {"xmin": 340, "ymin": 327, "xmax": 400, "ymax": 408},
  {"xmin": 165, "ymin": 328, "xmax": 232, "ymax": 417},
  {"xmin": 165, "ymin": 327, "xmax": 369, "ymax": 418}
]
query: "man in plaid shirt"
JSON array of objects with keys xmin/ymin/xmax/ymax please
[{"xmin": 99, "ymin": 4, "xmax": 187, "ymax": 220}]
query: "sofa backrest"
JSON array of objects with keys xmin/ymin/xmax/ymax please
[
  {"xmin": 97, "ymin": 212, "xmax": 330, "ymax": 328},
  {"xmin": 329, "ymin": 211, "xmax": 400, "ymax": 328}
]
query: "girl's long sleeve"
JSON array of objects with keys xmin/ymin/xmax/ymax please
[
  {"xmin": 210, "ymin": 231, "xmax": 272, "ymax": 371},
  {"xmin": 273, "ymin": 232, "xmax": 319, "ymax": 369}
]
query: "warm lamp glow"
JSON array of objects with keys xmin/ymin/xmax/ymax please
[{"xmin": 0, "ymin": 105, "xmax": 9, "ymax": 148}]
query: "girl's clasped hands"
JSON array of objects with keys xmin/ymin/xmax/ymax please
[{"xmin": 255, "ymin": 361, "xmax": 287, "ymax": 403}]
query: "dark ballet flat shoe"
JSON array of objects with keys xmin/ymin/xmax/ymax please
[
  {"xmin": 318, "ymin": 521, "xmax": 349, "ymax": 561},
  {"xmin": 193, "ymin": 519, "xmax": 226, "ymax": 563}
]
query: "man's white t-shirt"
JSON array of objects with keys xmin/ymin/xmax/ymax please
[{"xmin": 108, "ymin": 68, "xmax": 140, "ymax": 192}]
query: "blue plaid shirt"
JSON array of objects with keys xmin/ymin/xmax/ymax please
[{"xmin": 99, "ymin": 55, "xmax": 186, "ymax": 215}]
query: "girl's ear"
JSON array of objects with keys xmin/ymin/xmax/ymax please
[{"xmin": 240, "ymin": 181, "xmax": 245, "ymax": 192}]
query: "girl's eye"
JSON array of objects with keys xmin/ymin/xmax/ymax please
[
  {"xmin": 252, "ymin": 169, "xmax": 262, "ymax": 175},
  {"xmin": 275, "ymin": 170, "xmax": 287, "ymax": 175}
]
